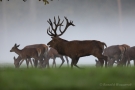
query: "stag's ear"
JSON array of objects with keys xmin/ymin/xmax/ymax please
[
  {"xmin": 17, "ymin": 44, "xmax": 20, "ymax": 47},
  {"xmin": 51, "ymin": 37, "xmax": 58, "ymax": 41},
  {"xmin": 14, "ymin": 43, "xmax": 17, "ymax": 47}
]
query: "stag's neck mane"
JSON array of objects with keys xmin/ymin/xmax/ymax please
[{"xmin": 58, "ymin": 37, "xmax": 69, "ymax": 42}]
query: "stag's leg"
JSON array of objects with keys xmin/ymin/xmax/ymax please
[
  {"xmin": 133, "ymin": 60, "xmax": 135, "ymax": 67},
  {"xmin": 71, "ymin": 59, "xmax": 74, "ymax": 69},
  {"xmin": 94, "ymin": 51, "xmax": 107, "ymax": 67},
  {"xmin": 65, "ymin": 56, "xmax": 69, "ymax": 67},
  {"xmin": 59, "ymin": 56, "xmax": 65, "ymax": 68},
  {"xmin": 72, "ymin": 57, "xmax": 82, "ymax": 69}
]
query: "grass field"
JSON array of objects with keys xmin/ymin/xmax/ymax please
[{"xmin": 0, "ymin": 65, "xmax": 135, "ymax": 90}]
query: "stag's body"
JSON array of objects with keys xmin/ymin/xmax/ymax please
[
  {"xmin": 10, "ymin": 44, "xmax": 41, "ymax": 68},
  {"xmin": 48, "ymin": 38, "xmax": 107, "ymax": 68},
  {"xmin": 45, "ymin": 47, "xmax": 69, "ymax": 68},
  {"xmin": 46, "ymin": 16, "xmax": 107, "ymax": 68}
]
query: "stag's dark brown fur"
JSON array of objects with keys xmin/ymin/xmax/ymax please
[
  {"xmin": 47, "ymin": 37, "xmax": 107, "ymax": 68},
  {"xmin": 47, "ymin": 16, "xmax": 107, "ymax": 68}
]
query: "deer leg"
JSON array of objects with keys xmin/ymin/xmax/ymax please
[
  {"xmin": 29, "ymin": 58, "xmax": 33, "ymax": 68},
  {"xmin": 43, "ymin": 56, "xmax": 50, "ymax": 69},
  {"xmin": 43, "ymin": 58, "xmax": 47, "ymax": 68},
  {"xmin": 127, "ymin": 58, "xmax": 130, "ymax": 67},
  {"xmin": 133, "ymin": 60, "xmax": 135, "ymax": 67},
  {"xmin": 73, "ymin": 57, "xmax": 83, "ymax": 69},
  {"xmin": 71, "ymin": 59, "xmax": 74, "ymax": 69},
  {"xmin": 52, "ymin": 57, "xmax": 56, "ymax": 68},
  {"xmin": 26, "ymin": 59, "xmax": 29, "ymax": 68},
  {"xmin": 65, "ymin": 56, "xmax": 69, "ymax": 67},
  {"xmin": 59, "ymin": 56, "xmax": 65, "ymax": 68},
  {"xmin": 34, "ymin": 59, "xmax": 38, "ymax": 68},
  {"xmin": 95, "ymin": 53, "xmax": 106, "ymax": 67},
  {"xmin": 74, "ymin": 60, "xmax": 82, "ymax": 69},
  {"xmin": 19, "ymin": 59, "xmax": 25, "ymax": 66},
  {"xmin": 51, "ymin": 55, "xmax": 55, "ymax": 68}
]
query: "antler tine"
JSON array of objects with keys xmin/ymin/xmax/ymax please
[
  {"xmin": 53, "ymin": 16, "xmax": 56, "ymax": 25},
  {"xmin": 47, "ymin": 18, "xmax": 57, "ymax": 36},
  {"xmin": 47, "ymin": 16, "xmax": 75, "ymax": 37},
  {"xmin": 57, "ymin": 16, "xmax": 60, "ymax": 25},
  {"xmin": 58, "ymin": 16, "xmax": 75, "ymax": 36},
  {"xmin": 47, "ymin": 27, "xmax": 55, "ymax": 36},
  {"xmin": 70, "ymin": 21, "xmax": 75, "ymax": 26}
]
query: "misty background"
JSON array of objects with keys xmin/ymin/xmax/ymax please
[{"xmin": 0, "ymin": 0, "xmax": 135, "ymax": 66}]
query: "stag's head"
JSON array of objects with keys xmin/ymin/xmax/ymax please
[
  {"xmin": 47, "ymin": 16, "xmax": 75, "ymax": 48},
  {"xmin": 13, "ymin": 56, "xmax": 20, "ymax": 68},
  {"xmin": 10, "ymin": 43, "xmax": 20, "ymax": 52}
]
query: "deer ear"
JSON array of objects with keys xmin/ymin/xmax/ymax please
[
  {"xmin": 14, "ymin": 43, "xmax": 17, "ymax": 46},
  {"xmin": 17, "ymin": 44, "xmax": 20, "ymax": 47}
]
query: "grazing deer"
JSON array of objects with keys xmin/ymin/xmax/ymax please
[
  {"xmin": 13, "ymin": 56, "xmax": 34, "ymax": 68},
  {"xmin": 24, "ymin": 44, "xmax": 49, "ymax": 68},
  {"xmin": 12, "ymin": 44, "xmax": 49, "ymax": 68},
  {"xmin": 45, "ymin": 47, "xmax": 69, "ymax": 68},
  {"xmin": 46, "ymin": 16, "xmax": 107, "ymax": 69},
  {"xmin": 95, "ymin": 44, "xmax": 130, "ymax": 67},
  {"xmin": 32, "ymin": 47, "xmax": 69, "ymax": 68},
  {"xmin": 10, "ymin": 43, "xmax": 41, "ymax": 68}
]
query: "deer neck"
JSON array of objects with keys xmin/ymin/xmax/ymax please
[{"xmin": 14, "ymin": 48, "xmax": 23, "ymax": 57}]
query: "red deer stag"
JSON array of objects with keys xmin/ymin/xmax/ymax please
[
  {"xmin": 46, "ymin": 16, "xmax": 107, "ymax": 68},
  {"xmin": 10, "ymin": 44, "xmax": 41, "ymax": 68}
]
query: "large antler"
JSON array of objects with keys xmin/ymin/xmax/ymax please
[{"xmin": 47, "ymin": 16, "xmax": 75, "ymax": 37}]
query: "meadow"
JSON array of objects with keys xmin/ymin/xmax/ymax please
[{"xmin": 0, "ymin": 64, "xmax": 135, "ymax": 90}]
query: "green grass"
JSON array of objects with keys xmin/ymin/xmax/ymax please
[{"xmin": 0, "ymin": 65, "xmax": 135, "ymax": 90}]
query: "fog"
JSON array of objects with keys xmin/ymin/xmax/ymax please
[{"xmin": 0, "ymin": 0, "xmax": 135, "ymax": 66}]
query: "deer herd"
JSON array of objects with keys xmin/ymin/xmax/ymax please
[{"xmin": 10, "ymin": 16, "xmax": 135, "ymax": 69}]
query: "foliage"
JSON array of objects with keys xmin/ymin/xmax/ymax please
[
  {"xmin": 0, "ymin": 66, "xmax": 135, "ymax": 90},
  {"xmin": 0, "ymin": 0, "xmax": 57, "ymax": 5}
]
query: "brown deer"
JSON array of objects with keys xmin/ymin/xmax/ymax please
[
  {"xmin": 95, "ymin": 44, "xmax": 130, "ymax": 67},
  {"xmin": 45, "ymin": 47, "xmax": 69, "ymax": 68},
  {"xmin": 23, "ymin": 44, "xmax": 49, "ymax": 68},
  {"xmin": 10, "ymin": 43, "xmax": 41, "ymax": 68},
  {"xmin": 13, "ymin": 56, "xmax": 34, "ymax": 68},
  {"xmin": 46, "ymin": 16, "xmax": 107, "ymax": 69},
  {"xmin": 12, "ymin": 44, "xmax": 49, "ymax": 68},
  {"xmin": 118, "ymin": 46, "xmax": 135, "ymax": 67}
]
